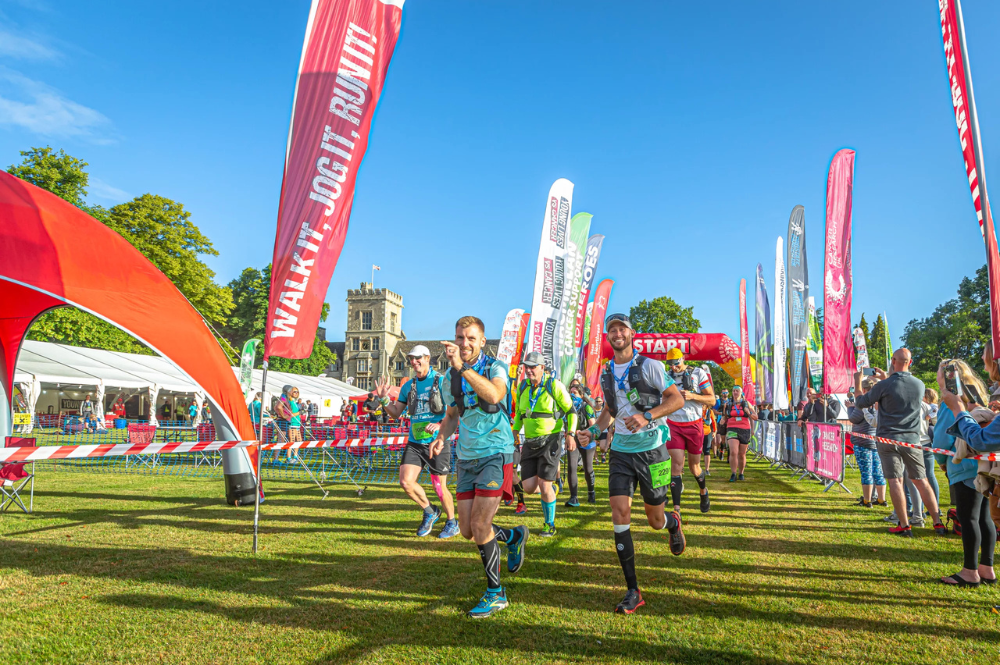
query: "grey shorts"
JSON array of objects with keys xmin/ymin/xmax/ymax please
[
  {"xmin": 876, "ymin": 441, "xmax": 926, "ymax": 480},
  {"xmin": 456, "ymin": 453, "xmax": 514, "ymax": 500}
]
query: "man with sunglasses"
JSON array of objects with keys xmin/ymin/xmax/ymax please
[
  {"xmin": 576, "ymin": 313, "xmax": 687, "ymax": 614},
  {"xmin": 663, "ymin": 347, "xmax": 715, "ymax": 514}
]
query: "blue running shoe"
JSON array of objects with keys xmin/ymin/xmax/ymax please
[
  {"xmin": 467, "ymin": 588, "xmax": 508, "ymax": 619},
  {"xmin": 506, "ymin": 525, "xmax": 528, "ymax": 573},
  {"xmin": 416, "ymin": 506, "xmax": 441, "ymax": 537},
  {"xmin": 438, "ymin": 519, "xmax": 460, "ymax": 539}
]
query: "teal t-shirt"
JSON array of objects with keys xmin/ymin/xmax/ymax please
[
  {"xmin": 398, "ymin": 369, "xmax": 446, "ymax": 444},
  {"xmin": 441, "ymin": 356, "xmax": 515, "ymax": 461},
  {"xmin": 613, "ymin": 424, "xmax": 670, "ymax": 454},
  {"xmin": 288, "ymin": 399, "xmax": 301, "ymax": 427}
]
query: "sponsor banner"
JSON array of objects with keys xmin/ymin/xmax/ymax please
[
  {"xmin": 265, "ymin": 0, "xmax": 404, "ymax": 359},
  {"xmin": 823, "ymin": 149, "xmax": 856, "ymax": 394},
  {"xmin": 786, "ymin": 205, "xmax": 810, "ymax": 406},
  {"xmin": 574, "ymin": 235, "xmax": 604, "ymax": 357},
  {"xmin": 585, "ymin": 279, "xmax": 613, "ymax": 397},
  {"xmin": 806, "ymin": 297, "xmax": 823, "ymax": 390},
  {"xmin": 759, "ymin": 420, "xmax": 779, "ymax": 461},
  {"xmin": 497, "ymin": 309, "xmax": 526, "ymax": 368},
  {"xmin": 239, "ymin": 339, "xmax": 260, "ymax": 400},
  {"xmin": 527, "ymin": 179, "xmax": 574, "ymax": 371},
  {"xmin": 805, "ymin": 422, "xmax": 845, "ymax": 482},
  {"xmin": 740, "ymin": 279, "xmax": 756, "ymax": 405},
  {"xmin": 939, "ymin": 0, "xmax": 1000, "ymax": 358},
  {"xmin": 784, "ymin": 423, "xmax": 807, "ymax": 469},
  {"xmin": 853, "ymin": 326, "xmax": 870, "ymax": 370},
  {"xmin": 754, "ymin": 264, "xmax": 772, "ymax": 403},
  {"xmin": 773, "ymin": 237, "xmax": 789, "ymax": 409},
  {"xmin": 558, "ymin": 213, "xmax": 593, "ymax": 384}
]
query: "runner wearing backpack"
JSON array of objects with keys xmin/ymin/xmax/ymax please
[
  {"xmin": 511, "ymin": 351, "xmax": 578, "ymax": 536},
  {"xmin": 375, "ymin": 345, "xmax": 459, "ymax": 539}
]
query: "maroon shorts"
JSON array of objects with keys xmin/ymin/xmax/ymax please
[{"xmin": 666, "ymin": 419, "xmax": 704, "ymax": 455}]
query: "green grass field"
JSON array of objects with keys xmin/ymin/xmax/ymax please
[{"xmin": 1, "ymin": 458, "xmax": 996, "ymax": 664}]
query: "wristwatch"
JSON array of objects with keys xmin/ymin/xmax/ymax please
[
  {"xmin": 642, "ymin": 410, "xmax": 653, "ymax": 423},
  {"xmin": 460, "ymin": 362, "xmax": 474, "ymax": 373}
]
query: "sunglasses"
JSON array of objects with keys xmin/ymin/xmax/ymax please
[
  {"xmin": 604, "ymin": 313, "xmax": 632, "ymax": 332},
  {"xmin": 666, "ymin": 359, "xmax": 682, "ymax": 366}
]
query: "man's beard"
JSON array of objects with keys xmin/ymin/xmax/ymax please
[{"xmin": 609, "ymin": 336, "xmax": 632, "ymax": 351}]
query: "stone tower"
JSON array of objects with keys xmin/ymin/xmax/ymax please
[{"xmin": 341, "ymin": 282, "xmax": 404, "ymax": 391}]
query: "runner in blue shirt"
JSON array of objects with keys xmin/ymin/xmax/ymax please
[
  {"xmin": 375, "ymin": 345, "xmax": 459, "ymax": 539},
  {"xmin": 430, "ymin": 316, "xmax": 527, "ymax": 619}
]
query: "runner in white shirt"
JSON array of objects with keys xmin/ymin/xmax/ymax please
[{"xmin": 664, "ymin": 347, "xmax": 715, "ymax": 514}]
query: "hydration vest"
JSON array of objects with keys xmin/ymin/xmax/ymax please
[
  {"xmin": 407, "ymin": 371, "xmax": 445, "ymax": 417},
  {"xmin": 600, "ymin": 354, "xmax": 662, "ymax": 417},
  {"xmin": 449, "ymin": 356, "xmax": 511, "ymax": 418},
  {"xmin": 670, "ymin": 368, "xmax": 696, "ymax": 392},
  {"xmin": 516, "ymin": 377, "xmax": 562, "ymax": 420},
  {"xmin": 728, "ymin": 399, "xmax": 750, "ymax": 419}
]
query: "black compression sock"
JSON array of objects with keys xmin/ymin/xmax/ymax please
[
  {"xmin": 614, "ymin": 526, "xmax": 638, "ymax": 590},
  {"xmin": 670, "ymin": 475, "xmax": 683, "ymax": 508},
  {"xmin": 515, "ymin": 482, "xmax": 525, "ymax": 503},
  {"xmin": 586, "ymin": 471, "xmax": 595, "ymax": 493},
  {"xmin": 666, "ymin": 511, "xmax": 679, "ymax": 533},
  {"xmin": 492, "ymin": 524, "xmax": 513, "ymax": 544},
  {"xmin": 477, "ymin": 537, "xmax": 502, "ymax": 590},
  {"xmin": 695, "ymin": 472, "xmax": 707, "ymax": 491}
]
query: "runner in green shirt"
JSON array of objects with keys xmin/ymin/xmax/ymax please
[{"xmin": 511, "ymin": 351, "xmax": 578, "ymax": 537}]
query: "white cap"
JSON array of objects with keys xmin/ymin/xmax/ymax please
[{"xmin": 407, "ymin": 344, "xmax": 431, "ymax": 358}]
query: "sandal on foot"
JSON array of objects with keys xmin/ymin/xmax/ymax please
[
  {"xmin": 940, "ymin": 573, "xmax": 980, "ymax": 588},
  {"xmin": 982, "ymin": 577, "xmax": 997, "ymax": 585}
]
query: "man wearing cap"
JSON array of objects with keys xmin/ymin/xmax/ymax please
[
  {"xmin": 664, "ymin": 347, "xmax": 715, "ymax": 514},
  {"xmin": 576, "ymin": 313, "xmax": 687, "ymax": 614},
  {"xmin": 511, "ymin": 351, "xmax": 578, "ymax": 537},
  {"xmin": 376, "ymin": 345, "xmax": 459, "ymax": 539}
]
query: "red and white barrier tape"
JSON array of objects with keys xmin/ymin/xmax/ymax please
[
  {"xmin": 849, "ymin": 432, "xmax": 1000, "ymax": 462},
  {"xmin": 0, "ymin": 435, "xmax": 449, "ymax": 464}
]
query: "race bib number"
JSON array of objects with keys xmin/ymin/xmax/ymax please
[
  {"xmin": 649, "ymin": 459, "xmax": 671, "ymax": 488},
  {"xmin": 411, "ymin": 421, "xmax": 432, "ymax": 442},
  {"xmin": 734, "ymin": 417, "xmax": 742, "ymax": 422},
  {"xmin": 626, "ymin": 388, "xmax": 640, "ymax": 405}
]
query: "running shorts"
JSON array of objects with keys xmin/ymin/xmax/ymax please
[
  {"xmin": 726, "ymin": 427, "xmax": 752, "ymax": 445},
  {"xmin": 400, "ymin": 441, "xmax": 450, "ymax": 476},
  {"xmin": 666, "ymin": 419, "xmax": 704, "ymax": 455},
  {"xmin": 456, "ymin": 453, "xmax": 514, "ymax": 501},
  {"xmin": 520, "ymin": 433, "xmax": 562, "ymax": 482},
  {"xmin": 608, "ymin": 444, "xmax": 670, "ymax": 506}
]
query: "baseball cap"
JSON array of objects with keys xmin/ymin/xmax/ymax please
[
  {"xmin": 522, "ymin": 351, "xmax": 545, "ymax": 367},
  {"xmin": 604, "ymin": 313, "xmax": 633, "ymax": 332},
  {"xmin": 407, "ymin": 344, "xmax": 431, "ymax": 357},
  {"xmin": 666, "ymin": 347, "xmax": 684, "ymax": 361}
]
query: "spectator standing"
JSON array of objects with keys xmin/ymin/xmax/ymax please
[
  {"xmin": 80, "ymin": 394, "xmax": 95, "ymax": 420},
  {"xmin": 853, "ymin": 349, "xmax": 946, "ymax": 537},
  {"xmin": 847, "ymin": 381, "xmax": 885, "ymax": 507},
  {"xmin": 249, "ymin": 393, "xmax": 262, "ymax": 429},
  {"xmin": 308, "ymin": 399, "xmax": 319, "ymax": 424},
  {"xmin": 188, "ymin": 401, "xmax": 198, "ymax": 424},
  {"xmin": 937, "ymin": 348, "xmax": 999, "ymax": 587}
]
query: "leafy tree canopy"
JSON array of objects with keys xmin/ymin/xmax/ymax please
[
  {"xmin": 629, "ymin": 297, "xmax": 700, "ymax": 334},
  {"xmin": 7, "ymin": 146, "xmax": 88, "ymax": 207}
]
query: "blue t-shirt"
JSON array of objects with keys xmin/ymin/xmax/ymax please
[
  {"xmin": 398, "ymin": 369, "xmax": 446, "ymax": 444},
  {"xmin": 441, "ymin": 356, "xmax": 515, "ymax": 461}
]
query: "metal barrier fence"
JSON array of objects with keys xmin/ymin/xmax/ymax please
[
  {"xmin": 753, "ymin": 420, "xmax": 849, "ymax": 493},
  {"xmin": 22, "ymin": 416, "xmax": 445, "ymax": 489}
]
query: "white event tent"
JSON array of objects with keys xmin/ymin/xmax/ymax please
[{"xmin": 12, "ymin": 340, "xmax": 364, "ymax": 431}]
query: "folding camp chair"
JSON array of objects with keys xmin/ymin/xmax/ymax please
[{"xmin": 1, "ymin": 437, "xmax": 36, "ymax": 514}]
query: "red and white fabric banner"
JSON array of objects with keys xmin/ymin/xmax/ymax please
[
  {"xmin": 739, "ymin": 278, "xmax": 756, "ymax": 405},
  {"xmin": 822, "ymin": 149, "xmax": 855, "ymax": 395},
  {"xmin": 585, "ymin": 278, "xmax": 613, "ymax": 396},
  {"xmin": 265, "ymin": 0, "xmax": 404, "ymax": 359},
  {"xmin": 939, "ymin": 0, "xmax": 1000, "ymax": 358}
]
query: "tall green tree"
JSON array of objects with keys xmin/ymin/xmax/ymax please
[
  {"xmin": 869, "ymin": 314, "xmax": 889, "ymax": 371},
  {"xmin": 225, "ymin": 264, "xmax": 336, "ymax": 376},
  {"xmin": 858, "ymin": 313, "xmax": 871, "ymax": 351},
  {"xmin": 629, "ymin": 297, "xmax": 700, "ymax": 334},
  {"xmin": 902, "ymin": 264, "xmax": 990, "ymax": 383},
  {"xmin": 6, "ymin": 146, "xmax": 89, "ymax": 206}
]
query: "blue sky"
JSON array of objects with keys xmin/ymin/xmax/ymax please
[{"xmin": 2, "ymin": 0, "xmax": 998, "ymax": 349}]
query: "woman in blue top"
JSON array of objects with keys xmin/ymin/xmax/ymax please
[{"xmin": 938, "ymin": 352, "xmax": 997, "ymax": 588}]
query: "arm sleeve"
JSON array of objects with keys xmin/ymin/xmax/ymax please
[
  {"xmin": 847, "ymin": 406, "xmax": 865, "ymax": 425},
  {"xmin": 950, "ymin": 412, "xmax": 1000, "ymax": 452},
  {"xmin": 554, "ymin": 383, "xmax": 577, "ymax": 432},
  {"xmin": 853, "ymin": 381, "xmax": 882, "ymax": 410}
]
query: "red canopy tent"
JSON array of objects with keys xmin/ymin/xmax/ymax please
[{"xmin": 0, "ymin": 172, "xmax": 257, "ymax": 503}]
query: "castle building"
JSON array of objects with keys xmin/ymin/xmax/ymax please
[{"xmin": 325, "ymin": 282, "xmax": 497, "ymax": 390}]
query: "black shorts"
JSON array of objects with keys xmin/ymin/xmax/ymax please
[
  {"xmin": 520, "ymin": 433, "xmax": 562, "ymax": 482},
  {"xmin": 400, "ymin": 441, "xmax": 450, "ymax": 476},
  {"xmin": 727, "ymin": 427, "xmax": 752, "ymax": 445},
  {"xmin": 703, "ymin": 434, "xmax": 713, "ymax": 456},
  {"xmin": 608, "ymin": 444, "xmax": 670, "ymax": 506}
]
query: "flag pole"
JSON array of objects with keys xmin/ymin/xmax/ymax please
[{"xmin": 252, "ymin": 359, "xmax": 267, "ymax": 554}]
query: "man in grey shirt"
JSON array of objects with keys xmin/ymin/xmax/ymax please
[{"xmin": 854, "ymin": 349, "xmax": 946, "ymax": 537}]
